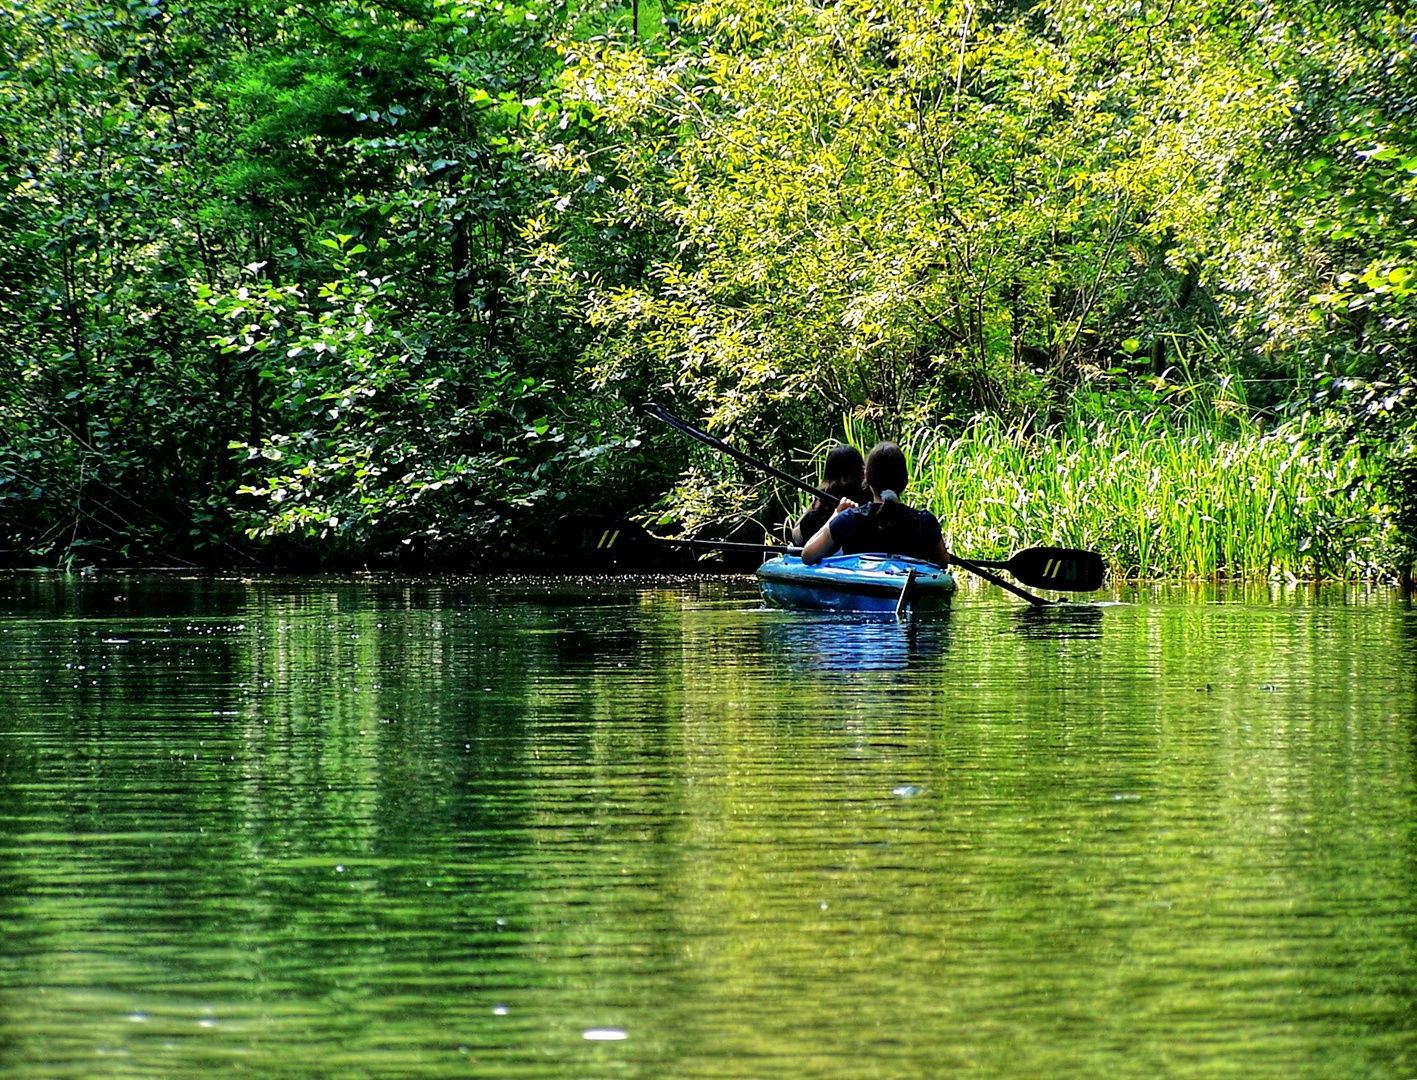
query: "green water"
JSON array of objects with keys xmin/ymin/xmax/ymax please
[{"xmin": 1, "ymin": 574, "xmax": 1414, "ymax": 1079}]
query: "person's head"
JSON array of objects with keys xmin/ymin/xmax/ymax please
[
  {"xmin": 865, "ymin": 441, "xmax": 908, "ymax": 498},
  {"xmin": 821, "ymin": 443, "xmax": 865, "ymax": 495}
]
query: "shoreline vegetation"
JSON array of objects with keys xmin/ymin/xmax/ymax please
[
  {"xmin": 751, "ymin": 390, "xmax": 1409, "ymax": 587},
  {"xmin": 1, "ymin": 0, "xmax": 1414, "ymax": 584},
  {"xmin": 904, "ymin": 408, "xmax": 1408, "ymax": 585}
]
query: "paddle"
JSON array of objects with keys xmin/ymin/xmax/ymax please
[
  {"xmin": 964, "ymin": 546, "xmax": 1105, "ymax": 592},
  {"xmin": 643, "ymin": 404, "xmax": 1103, "ymax": 605}
]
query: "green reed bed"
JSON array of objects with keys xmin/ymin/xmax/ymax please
[{"xmin": 844, "ymin": 414, "xmax": 1393, "ymax": 581}]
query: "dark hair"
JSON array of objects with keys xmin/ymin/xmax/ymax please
[
  {"xmin": 865, "ymin": 441, "xmax": 908, "ymax": 496},
  {"xmin": 821, "ymin": 443, "xmax": 865, "ymax": 496}
]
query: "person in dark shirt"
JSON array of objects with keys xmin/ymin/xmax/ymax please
[
  {"xmin": 800, "ymin": 441, "xmax": 952, "ymax": 567},
  {"xmin": 790, "ymin": 442, "xmax": 869, "ymax": 546}
]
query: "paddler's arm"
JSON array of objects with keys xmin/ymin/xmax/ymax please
[
  {"xmin": 924, "ymin": 509, "xmax": 952, "ymax": 567},
  {"xmin": 800, "ymin": 498, "xmax": 858, "ymax": 565}
]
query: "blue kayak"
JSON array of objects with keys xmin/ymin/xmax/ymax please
[{"xmin": 757, "ymin": 553, "xmax": 956, "ymax": 613}]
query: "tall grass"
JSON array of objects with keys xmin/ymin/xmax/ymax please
[{"xmin": 841, "ymin": 411, "xmax": 1395, "ymax": 581}]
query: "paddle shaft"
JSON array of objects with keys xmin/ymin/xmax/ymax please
[
  {"xmin": 645, "ymin": 404, "xmax": 836, "ymax": 505},
  {"xmin": 644, "ymin": 403, "xmax": 1050, "ymax": 605},
  {"xmin": 950, "ymin": 556, "xmax": 1048, "ymax": 606}
]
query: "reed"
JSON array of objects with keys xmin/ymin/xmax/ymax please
[{"xmin": 840, "ymin": 410, "xmax": 1394, "ymax": 581}]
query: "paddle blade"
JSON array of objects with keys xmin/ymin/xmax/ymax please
[
  {"xmin": 1002, "ymin": 547, "xmax": 1106, "ymax": 591},
  {"xmin": 555, "ymin": 515, "xmax": 659, "ymax": 568}
]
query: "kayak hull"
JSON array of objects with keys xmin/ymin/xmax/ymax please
[{"xmin": 757, "ymin": 554, "xmax": 956, "ymax": 613}]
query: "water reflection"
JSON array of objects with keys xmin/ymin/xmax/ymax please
[
  {"xmin": 758, "ymin": 611, "xmax": 953, "ymax": 672},
  {"xmin": 1009, "ymin": 602, "xmax": 1106, "ymax": 640},
  {"xmin": 1, "ymin": 575, "xmax": 1416, "ymax": 1080},
  {"xmin": 1398, "ymin": 594, "xmax": 1417, "ymax": 652}
]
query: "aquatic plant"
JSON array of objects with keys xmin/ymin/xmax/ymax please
[
  {"xmin": 840, "ymin": 410, "xmax": 1394, "ymax": 582},
  {"xmin": 1383, "ymin": 451, "xmax": 1417, "ymax": 590}
]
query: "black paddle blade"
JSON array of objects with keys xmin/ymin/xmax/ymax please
[
  {"xmin": 1001, "ymin": 547, "xmax": 1106, "ymax": 591},
  {"xmin": 555, "ymin": 515, "xmax": 659, "ymax": 569},
  {"xmin": 557, "ymin": 514, "xmax": 649, "ymax": 550}
]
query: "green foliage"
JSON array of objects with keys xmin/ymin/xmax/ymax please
[
  {"xmin": 1071, "ymin": 0, "xmax": 1417, "ymax": 422},
  {"xmin": 534, "ymin": 0, "xmax": 1242, "ymax": 441},
  {"xmin": 0, "ymin": 0, "xmax": 260, "ymax": 564},
  {"xmin": 2, "ymin": 0, "xmax": 1414, "ymax": 573},
  {"xmin": 901, "ymin": 406, "xmax": 1393, "ymax": 582},
  {"xmin": 0, "ymin": 0, "xmax": 654, "ymax": 567},
  {"xmin": 1382, "ymin": 448, "xmax": 1417, "ymax": 588},
  {"xmin": 194, "ymin": 243, "xmax": 649, "ymax": 561}
]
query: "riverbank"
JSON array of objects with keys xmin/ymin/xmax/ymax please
[{"xmin": 6, "ymin": 404, "xmax": 1415, "ymax": 585}]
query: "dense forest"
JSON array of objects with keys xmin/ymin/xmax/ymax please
[{"xmin": 1, "ymin": 0, "xmax": 1414, "ymax": 579}]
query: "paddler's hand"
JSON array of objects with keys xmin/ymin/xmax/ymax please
[{"xmin": 831, "ymin": 497, "xmax": 859, "ymax": 517}]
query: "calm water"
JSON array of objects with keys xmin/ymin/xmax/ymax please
[{"xmin": 1, "ymin": 573, "xmax": 1415, "ymax": 1079}]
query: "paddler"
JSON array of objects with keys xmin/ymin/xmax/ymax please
[
  {"xmin": 799, "ymin": 441, "xmax": 953, "ymax": 567},
  {"xmin": 790, "ymin": 442, "xmax": 869, "ymax": 546}
]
